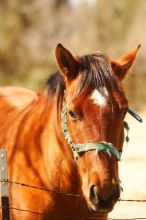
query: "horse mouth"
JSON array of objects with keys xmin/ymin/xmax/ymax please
[{"xmin": 88, "ymin": 195, "xmax": 116, "ymax": 213}]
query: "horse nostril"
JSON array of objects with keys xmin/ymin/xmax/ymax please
[
  {"xmin": 113, "ymin": 184, "xmax": 121, "ymax": 200},
  {"xmin": 89, "ymin": 185, "xmax": 98, "ymax": 204}
]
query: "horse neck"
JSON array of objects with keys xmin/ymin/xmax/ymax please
[{"xmin": 43, "ymin": 95, "xmax": 81, "ymax": 194}]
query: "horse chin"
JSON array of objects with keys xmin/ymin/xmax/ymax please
[
  {"xmin": 87, "ymin": 200, "xmax": 114, "ymax": 214},
  {"xmin": 88, "ymin": 203, "xmax": 113, "ymax": 214}
]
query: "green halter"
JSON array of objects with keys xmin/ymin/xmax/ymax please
[{"xmin": 61, "ymin": 103, "xmax": 122, "ymax": 161}]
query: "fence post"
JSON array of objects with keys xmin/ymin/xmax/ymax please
[{"xmin": 0, "ymin": 148, "xmax": 10, "ymax": 220}]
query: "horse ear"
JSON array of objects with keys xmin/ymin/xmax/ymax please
[
  {"xmin": 55, "ymin": 44, "xmax": 80, "ymax": 81},
  {"xmin": 111, "ymin": 45, "xmax": 141, "ymax": 80}
]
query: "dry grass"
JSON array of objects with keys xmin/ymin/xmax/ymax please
[{"xmin": 109, "ymin": 111, "xmax": 146, "ymax": 219}]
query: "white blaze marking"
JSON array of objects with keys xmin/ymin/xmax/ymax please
[{"xmin": 91, "ymin": 88, "xmax": 108, "ymax": 107}]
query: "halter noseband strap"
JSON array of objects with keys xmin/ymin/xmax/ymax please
[
  {"xmin": 70, "ymin": 142, "xmax": 121, "ymax": 161},
  {"xmin": 61, "ymin": 103, "xmax": 121, "ymax": 161}
]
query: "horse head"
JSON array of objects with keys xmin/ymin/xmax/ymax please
[{"xmin": 55, "ymin": 44, "xmax": 140, "ymax": 213}]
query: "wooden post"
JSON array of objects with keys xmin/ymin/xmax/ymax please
[{"xmin": 0, "ymin": 148, "xmax": 10, "ymax": 220}]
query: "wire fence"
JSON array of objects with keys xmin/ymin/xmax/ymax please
[
  {"xmin": 2, "ymin": 179, "xmax": 146, "ymax": 202},
  {"xmin": 0, "ymin": 179, "xmax": 146, "ymax": 220},
  {"xmin": 0, "ymin": 205, "xmax": 146, "ymax": 220},
  {"xmin": 0, "ymin": 149, "xmax": 146, "ymax": 220}
]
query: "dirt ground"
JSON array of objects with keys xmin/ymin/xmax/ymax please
[{"xmin": 109, "ymin": 110, "xmax": 146, "ymax": 219}]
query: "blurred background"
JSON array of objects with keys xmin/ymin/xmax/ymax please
[
  {"xmin": 0, "ymin": 0, "xmax": 146, "ymax": 110},
  {"xmin": 0, "ymin": 0, "xmax": 146, "ymax": 219}
]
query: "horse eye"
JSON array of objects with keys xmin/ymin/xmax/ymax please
[{"xmin": 68, "ymin": 110, "xmax": 77, "ymax": 119}]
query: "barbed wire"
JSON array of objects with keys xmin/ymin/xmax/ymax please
[
  {"xmin": 1, "ymin": 179, "xmax": 146, "ymax": 203},
  {"xmin": 0, "ymin": 205, "xmax": 146, "ymax": 220},
  {"xmin": 0, "ymin": 205, "xmax": 47, "ymax": 217},
  {"xmin": 85, "ymin": 218, "xmax": 146, "ymax": 220},
  {"xmin": 0, "ymin": 179, "xmax": 146, "ymax": 219},
  {"xmin": 86, "ymin": 218, "xmax": 146, "ymax": 220},
  {"xmin": 119, "ymin": 199, "xmax": 146, "ymax": 202},
  {"xmin": 6, "ymin": 179, "xmax": 80, "ymax": 197}
]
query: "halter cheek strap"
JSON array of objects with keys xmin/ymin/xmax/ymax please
[{"xmin": 61, "ymin": 103, "xmax": 122, "ymax": 161}]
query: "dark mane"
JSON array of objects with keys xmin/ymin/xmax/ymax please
[
  {"xmin": 46, "ymin": 53, "xmax": 121, "ymax": 103},
  {"xmin": 47, "ymin": 70, "xmax": 65, "ymax": 96}
]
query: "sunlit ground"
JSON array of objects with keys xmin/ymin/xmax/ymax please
[{"xmin": 109, "ymin": 110, "xmax": 146, "ymax": 219}]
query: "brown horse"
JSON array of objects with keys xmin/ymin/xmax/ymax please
[{"xmin": 0, "ymin": 44, "xmax": 140, "ymax": 220}]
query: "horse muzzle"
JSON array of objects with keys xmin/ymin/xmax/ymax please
[{"xmin": 88, "ymin": 184, "xmax": 120, "ymax": 213}]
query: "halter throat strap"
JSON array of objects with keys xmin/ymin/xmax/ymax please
[
  {"xmin": 128, "ymin": 108, "xmax": 143, "ymax": 123},
  {"xmin": 61, "ymin": 103, "xmax": 121, "ymax": 161}
]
